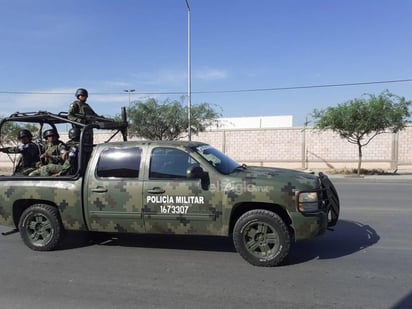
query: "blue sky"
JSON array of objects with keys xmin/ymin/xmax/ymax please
[{"xmin": 1, "ymin": 0, "xmax": 412, "ymax": 126}]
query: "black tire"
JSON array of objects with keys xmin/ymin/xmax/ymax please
[
  {"xmin": 18, "ymin": 204, "xmax": 64, "ymax": 251},
  {"xmin": 233, "ymin": 209, "xmax": 291, "ymax": 267}
]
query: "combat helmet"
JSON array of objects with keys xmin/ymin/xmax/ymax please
[
  {"xmin": 18, "ymin": 129, "xmax": 33, "ymax": 139},
  {"xmin": 75, "ymin": 88, "xmax": 88, "ymax": 98},
  {"xmin": 69, "ymin": 127, "xmax": 81, "ymax": 141},
  {"xmin": 43, "ymin": 129, "xmax": 59, "ymax": 139}
]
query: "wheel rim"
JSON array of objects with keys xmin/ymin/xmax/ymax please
[
  {"xmin": 242, "ymin": 221, "xmax": 280, "ymax": 259},
  {"xmin": 24, "ymin": 213, "xmax": 53, "ymax": 246}
]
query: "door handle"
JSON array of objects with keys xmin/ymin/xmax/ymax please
[
  {"xmin": 91, "ymin": 187, "xmax": 108, "ymax": 193},
  {"xmin": 147, "ymin": 187, "xmax": 166, "ymax": 194}
]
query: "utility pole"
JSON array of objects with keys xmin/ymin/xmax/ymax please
[{"xmin": 185, "ymin": 0, "xmax": 192, "ymax": 141}]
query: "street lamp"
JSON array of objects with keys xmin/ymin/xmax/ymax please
[
  {"xmin": 123, "ymin": 89, "xmax": 135, "ymax": 105},
  {"xmin": 185, "ymin": 0, "xmax": 192, "ymax": 141}
]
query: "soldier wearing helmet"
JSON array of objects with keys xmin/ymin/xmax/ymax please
[
  {"xmin": 68, "ymin": 88, "xmax": 100, "ymax": 146},
  {"xmin": 0, "ymin": 129, "xmax": 40, "ymax": 175},
  {"xmin": 40, "ymin": 129, "xmax": 66, "ymax": 164},
  {"xmin": 58, "ymin": 127, "xmax": 81, "ymax": 175},
  {"xmin": 29, "ymin": 129, "xmax": 67, "ymax": 176},
  {"xmin": 68, "ymin": 88, "xmax": 99, "ymax": 124},
  {"xmin": 29, "ymin": 128, "xmax": 79, "ymax": 177}
]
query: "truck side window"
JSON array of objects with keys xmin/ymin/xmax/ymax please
[
  {"xmin": 149, "ymin": 147, "xmax": 196, "ymax": 179},
  {"xmin": 96, "ymin": 147, "xmax": 142, "ymax": 178}
]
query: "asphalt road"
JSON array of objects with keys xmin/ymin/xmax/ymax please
[{"xmin": 0, "ymin": 178, "xmax": 411, "ymax": 309}]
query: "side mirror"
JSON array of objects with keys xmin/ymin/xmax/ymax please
[
  {"xmin": 187, "ymin": 164, "xmax": 204, "ymax": 179},
  {"xmin": 187, "ymin": 164, "xmax": 210, "ymax": 190}
]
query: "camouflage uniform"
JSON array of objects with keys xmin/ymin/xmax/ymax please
[
  {"xmin": 68, "ymin": 100, "xmax": 97, "ymax": 146},
  {"xmin": 1, "ymin": 143, "xmax": 40, "ymax": 175},
  {"xmin": 29, "ymin": 140, "xmax": 67, "ymax": 176},
  {"xmin": 49, "ymin": 139, "xmax": 79, "ymax": 176},
  {"xmin": 68, "ymin": 100, "xmax": 98, "ymax": 124}
]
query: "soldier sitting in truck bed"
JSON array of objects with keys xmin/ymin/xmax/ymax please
[
  {"xmin": 29, "ymin": 129, "xmax": 67, "ymax": 176},
  {"xmin": 0, "ymin": 129, "xmax": 40, "ymax": 175},
  {"xmin": 29, "ymin": 127, "xmax": 80, "ymax": 177},
  {"xmin": 51, "ymin": 127, "xmax": 80, "ymax": 176}
]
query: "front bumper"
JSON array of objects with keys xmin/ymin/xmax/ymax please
[
  {"xmin": 319, "ymin": 172, "xmax": 340, "ymax": 227},
  {"xmin": 292, "ymin": 211, "xmax": 329, "ymax": 240},
  {"xmin": 292, "ymin": 173, "xmax": 340, "ymax": 240}
]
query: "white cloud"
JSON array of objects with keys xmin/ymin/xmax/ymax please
[
  {"xmin": 101, "ymin": 80, "xmax": 131, "ymax": 88},
  {"xmin": 0, "ymin": 81, "xmax": 182, "ymax": 118},
  {"xmin": 130, "ymin": 70, "xmax": 187, "ymax": 87},
  {"xmin": 0, "ymin": 88, "xmax": 73, "ymax": 116},
  {"xmin": 128, "ymin": 68, "xmax": 228, "ymax": 89},
  {"xmin": 195, "ymin": 68, "xmax": 228, "ymax": 81}
]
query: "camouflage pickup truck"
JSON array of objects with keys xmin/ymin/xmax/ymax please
[{"xmin": 0, "ymin": 111, "xmax": 339, "ymax": 266}]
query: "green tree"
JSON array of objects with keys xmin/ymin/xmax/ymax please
[
  {"xmin": 0, "ymin": 121, "xmax": 37, "ymax": 145},
  {"xmin": 126, "ymin": 98, "xmax": 221, "ymax": 140},
  {"xmin": 312, "ymin": 91, "xmax": 411, "ymax": 175}
]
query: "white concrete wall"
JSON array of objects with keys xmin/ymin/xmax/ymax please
[{"xmin": 2, "ymin": 126, "xmax": 412, "ymax": 173}]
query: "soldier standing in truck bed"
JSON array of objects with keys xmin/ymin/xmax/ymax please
[
  {"xmin": 68, "ymin": 88, "xmax": 98, "ymax": 146},
  {"xmin": 68, "ymin": 88, "xmax": 98, "ymax": 124}
]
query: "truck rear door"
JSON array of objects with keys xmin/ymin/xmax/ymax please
[{"xmin": 83, "ymin": 145, "xmax": 145, "ymax": 233}]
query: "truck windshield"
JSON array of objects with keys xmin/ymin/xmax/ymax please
[{"xmin": 193, "ymin": 144, "xmax": 241, "ymax": 175}]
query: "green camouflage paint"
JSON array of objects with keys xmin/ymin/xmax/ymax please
[{"xmin": 0, "ymin": 141, "xmax": 338, "ymax": 244}]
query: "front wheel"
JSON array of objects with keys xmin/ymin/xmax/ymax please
[
  {"xmin": 18, "ymin": 204, "xmax": 64, "ymax": 251},
  {"xmin": 233, "ymin": 209, "xmax": 291, "ymax": 267}
]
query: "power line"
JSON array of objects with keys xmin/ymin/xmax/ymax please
[
  {"xmin": 194, "ymin": 78, "xmax": 412, "ymax": 94},
  {"xmin": 1, "ymin": 78, "xmax": 412, "ymax": 96}
]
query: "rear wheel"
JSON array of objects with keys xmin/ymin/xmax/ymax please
[
  {"xmin": 233, "ymin": 209, "xmax": 291, "ymax": 267},
  {"xmin": 18, "ymin": 204, "xmax": 64, "ymax": 251}
]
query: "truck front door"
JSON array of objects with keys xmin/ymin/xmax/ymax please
[{"xmin": 143, "ymin": 147, "xmax": 220, "ymax": 235}]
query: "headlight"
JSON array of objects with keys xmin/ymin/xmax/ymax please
[{"xmin": 298, "ymin": 192, "xmax": 319, "ymax": 212}]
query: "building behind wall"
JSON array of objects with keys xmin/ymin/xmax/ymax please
[{"xmin": 210, "ymin": 115, "xmax": 293, "ymax": 130}]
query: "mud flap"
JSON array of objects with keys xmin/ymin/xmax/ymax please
[{"xmin": 319, "ymin": 172, "xmax": 340, "ymax": 227}]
